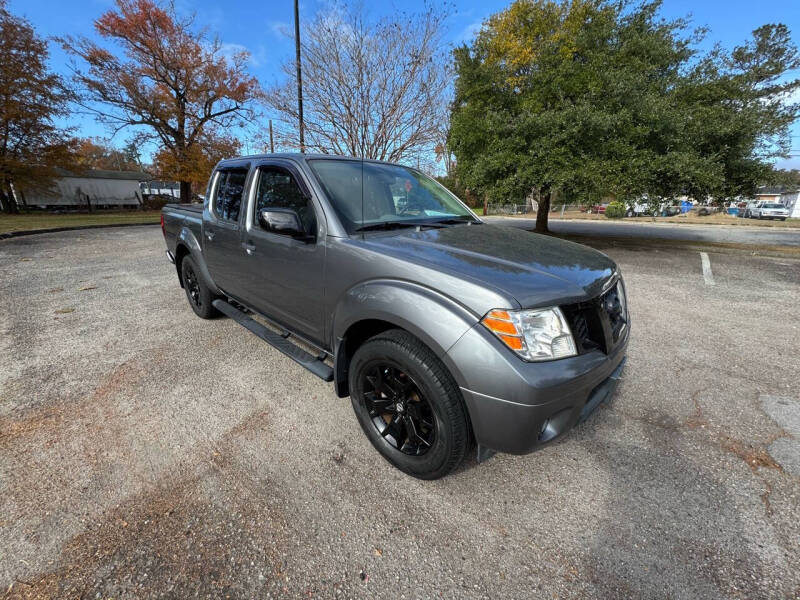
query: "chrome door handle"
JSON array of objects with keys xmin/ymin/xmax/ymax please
[
  {"xmin": 244, "ymin": 243, "xmax": 256, "ymax": 255},
  {"xmin": 205, "ymin": 230, "xmax": 215, "ymax": 240}
]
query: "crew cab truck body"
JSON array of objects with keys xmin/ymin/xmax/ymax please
[{"xmin": 162, "ymin": 153, "xmax": 628, "ymax": 479}]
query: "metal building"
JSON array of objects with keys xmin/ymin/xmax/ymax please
[{"xmin": 24, "ymin": 169, "xmax": 151, "ymax": 208}]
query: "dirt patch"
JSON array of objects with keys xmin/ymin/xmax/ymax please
[
  {"xmin": 0, "ymin": 360, "xmax": 144, "ymax": 446},
  {"xmin": 3, "ymin": 470, "xmax": 291, "ymax": 600}
]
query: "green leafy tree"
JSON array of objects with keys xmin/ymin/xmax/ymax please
[{"xmin": 450, "ymin": 0, "xmax": 800, "ymax": 232}]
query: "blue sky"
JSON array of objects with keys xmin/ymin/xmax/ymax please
[{"xmin": 10, "ymin": 0, "xmax": 800, "ymax": 169}]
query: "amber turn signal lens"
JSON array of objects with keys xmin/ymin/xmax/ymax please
[
  {"xmin": 482, "ymin": 317, "xmax": 517, "ymax": 335},
  {"xmin": 481, "ymin": 309, "xmax": 524, "ymax": 352},
  {"xmin": 498, "ymin": 334, "xmax": 523, "ymax": 350}
]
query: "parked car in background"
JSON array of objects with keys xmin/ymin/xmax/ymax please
[
  {"xmin": 695, "ymin": 205, "xmax": 719, "ymax": 216},
  {"xmin": 625, "ymin": 201, "xmax": 652, "ymax": 217},
  {"xmin": 659, "ymin": 204, "xmax": 682, "ymax": 217},
  {"xmin": 742, "ymin": 201, "xmax": 762, "ymax": 218},
  {"xmin": 587, "ymin": 203, "xmax": 608, "ymax": 214},
  {"xmin": 750, "ymin": 202, "xmax": 789, "ymax": 220}
]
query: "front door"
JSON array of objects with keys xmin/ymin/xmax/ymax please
[
  {"xmin": 238, "ymin": 162, "xmax": 326, "ymax": 346},
  {"xmin": 203, "ymin": 166, "xmax": 249, "ymax": 293}
]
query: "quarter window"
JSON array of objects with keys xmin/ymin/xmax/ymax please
[
  {"xmin": 255, "ymin": 168, "xmax": 317, "ymax": 235},
  {"xmin": 213, "ymin": 168, "xmax": 248, "ymax": 222}
]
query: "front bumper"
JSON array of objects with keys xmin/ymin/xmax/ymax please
[{"xmin": 444, "ymin": 323, "xmax": 628, "ymax": 455}]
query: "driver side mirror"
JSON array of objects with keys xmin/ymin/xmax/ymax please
[{"xmin": 258, "ymin": 208, "xmax": 314, "ymax": 242}]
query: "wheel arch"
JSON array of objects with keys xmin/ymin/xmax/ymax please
[
  {"xmin": 174, "ymin": 243, "xmax": 191, "ymax": 287},
  {"xmin": 174, "ymin": 225, "xmax": 220, "ymax": 293},
  {"xmin": 331, "ymin": 280, "xmax": 479, "ymax": 398}
]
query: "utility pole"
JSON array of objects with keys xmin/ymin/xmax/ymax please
[
  {"xmin": 269, "ymin": 119, "xmax": 274, "ymax": 153},
  {"xmin": 294, "ymin": 0, "xmax": 305, "ymax": 152}
]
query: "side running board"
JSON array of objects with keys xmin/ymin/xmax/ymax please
[{"xmin": 212, "ymin": 299, "xmax": 334, "ymax": 382}]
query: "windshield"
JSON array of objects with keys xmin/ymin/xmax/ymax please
[
  {"xmin": 308, "ymin": 159, "xmax": 477, "ymax": 234},
  {"xmin": 763, "ymin": 203, "xmax": 784, "ymax": 209}
]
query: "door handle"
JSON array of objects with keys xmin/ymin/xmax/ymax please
[
  {"xmin": 244, "ymin": 243, "xmax": 256, "ymax": 255},
  {"xmin": 205, "ymin": 229, "xmax": 215, "ymax": 241}
]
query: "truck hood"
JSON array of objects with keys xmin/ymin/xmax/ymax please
[{"xmin": 361, "ymin": 224, "xmax": 617, "ymax": 308}]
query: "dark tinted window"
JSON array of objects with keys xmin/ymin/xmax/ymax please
[
  {"xmin": 213, "ymin": 168, "xmax": 248, "ymax": 222},
  {"xmin": 255, "ymin": 168, "xmax": 316, "ymax": 234}
]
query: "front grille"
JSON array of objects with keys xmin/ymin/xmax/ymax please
[{"xmin": 562, "ymin": 281, "xmax": 627, "ymax": 355}]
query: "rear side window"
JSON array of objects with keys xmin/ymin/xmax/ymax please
[{"xmin": 213, "ymin": 168, "xmax": 248, "ymax": 222}]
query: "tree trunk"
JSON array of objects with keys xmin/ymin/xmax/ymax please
[
  {"xmin": 1, "ymin": 181, "xmax": 19, "ymax": 214},
  {"xmin": 179, "ymin": 181, "xmax": 192, "ymax": 203},
  {"xmin": 535, "ymin": 190, "xmax": 551, "ymax": 233}
]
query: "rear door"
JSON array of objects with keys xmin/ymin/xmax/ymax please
[
  {"xmin": 202, "ymin": 164, "xmax": 250, "ymax": 293},
  {"xmin": 238, "ymin": 160, "xmax": 327, "ymax": 346}
]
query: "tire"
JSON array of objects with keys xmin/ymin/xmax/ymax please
[
  {"xmin": 781, "ymin": 218, "xmax": 786, "ymax": 221},
  {"xmin": 348, "ymin": 329, "xmax": 469, "ymax": 479},
  {"xmin": 180, "ymin": 255, "xmax": 219, "ymax": 319}
]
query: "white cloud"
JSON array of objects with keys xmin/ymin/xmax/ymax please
[
  {"xmin": 455, "ymin": 20, "xmax": 483, "ymax": 44},
  {"xmin": 268, "ymin": 20, "xmax": 291, "ymax": 38},
  {"xmin": 219, "ymin": 42, "xmax": 266, "ymax": 68}
]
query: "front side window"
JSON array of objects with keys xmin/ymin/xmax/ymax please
[
  {"xmin": 308, "ymin": 159, "xmax": 476, "ymax": 234},
  {"xmin": 213, "ymin": 168, "xmax": 248, "ymax": 222},
  {"xmin": 254, "ymin": 167, "xmax": 317, "ymax": 235}
]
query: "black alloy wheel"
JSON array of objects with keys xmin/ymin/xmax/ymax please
[
  {"xmin": 184, "ymin": 262, "xmax": 202, "ymax": 309},
  {"xmin": 180, "ymin": 255, "xmax": 219, "ymax": 319},
  {"xmin": 361, "ymin": 363, "xmax": 436, "ymax": 456},
  {"xmin": 348, "ymin": 329, "xmax": 470, "ymax": 479}
]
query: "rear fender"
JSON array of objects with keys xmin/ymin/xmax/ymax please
[{"xmin": 176, "ymin": 226, "xmax": 220, "ymax": 294}]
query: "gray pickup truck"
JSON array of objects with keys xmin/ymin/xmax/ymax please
[{"xmin": 161, "ymin": 153, "xmax": 628, "ymax": 479}]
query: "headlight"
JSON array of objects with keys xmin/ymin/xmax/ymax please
[
  {"xmin": 616, "ymin": 278, "xmax": 628, "ymax": 320},
  {"xmin": 481, "ymin": 307, "xmax": 577, "ymax": 361}
]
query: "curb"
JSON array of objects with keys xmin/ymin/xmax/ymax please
[{"xmin": 0, "ymin": 221, "xmax": 160, "ymax": 241}]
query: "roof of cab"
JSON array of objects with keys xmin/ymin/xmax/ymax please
[{"xmin": 216, "ymin": 153, "xmax": 401, "ymax": 168}]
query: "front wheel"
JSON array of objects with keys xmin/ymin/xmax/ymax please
[{"xmin": 348, "ymin": 329, "xmax": 470, "ymax": 479}]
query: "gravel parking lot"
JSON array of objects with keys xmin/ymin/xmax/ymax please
[{"xmin": 1, "ymin": 226, "xmax": 799, "ymax": 599}]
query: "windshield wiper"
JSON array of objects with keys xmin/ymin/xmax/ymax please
[
  {"xmin": 354, "ymin": 220, "xmax": 448, "ymax": 232},
  {"xmin": 432, "ymin": 216, "xmax": 481, "ymax": 225}
]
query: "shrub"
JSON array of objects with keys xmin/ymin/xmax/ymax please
[{"xmin": 605, "ymin": 201, "xmax": 625, "ymax": 219}]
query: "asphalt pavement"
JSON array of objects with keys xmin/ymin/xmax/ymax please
[
  {"xmin": 1, "ymin": 226, "xmax": 799, "ymax": 599},
  {"xmin": 485, "ymin": 215, "xmax": 800, "ymax": 247}
]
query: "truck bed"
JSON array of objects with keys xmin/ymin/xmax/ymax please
[{"xmin": 164, "ymin": 202, "xmax": 203, "ymax": 214}]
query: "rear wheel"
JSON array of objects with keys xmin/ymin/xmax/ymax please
[
  {"xmin": 180, "ymin": 255, "xmax": 219, "ymax": 319},
  {"xmin": 348, "ymin": 329, "xmax": 469, "ymax": 479}
]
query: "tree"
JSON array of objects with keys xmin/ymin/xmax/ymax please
[
  {"xmin": 266, "ymin": 3, "xmax": 451, "ymax": 163},
  {"xmin": 153, "ymin": 130, "xmax": 240, "ymax": 196},
  {"xmin": 449, "ymin": 0, "xmax": 800, "ymax": 232},
  {"xmin": 60, "ymin": 0, "xmax": 261, "ymax": 203},
  {"xmin": 0, "ymin": 0, "xmax": 75, "ymax": 213},
  {"xmin": 75, "ymin": 137, "xmax": 144, "ymax": 171}
]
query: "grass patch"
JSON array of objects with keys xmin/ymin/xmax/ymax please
[{"xmin": 0, "ymin": 210, "xmax": 162, "ymax": 234}]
